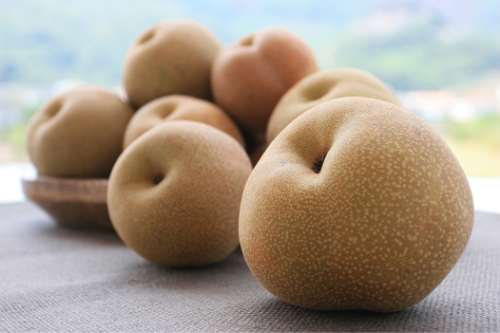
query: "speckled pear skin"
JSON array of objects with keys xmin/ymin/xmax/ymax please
[
  {"xmin": 123, "ymin": 20, "xmax": 221, "ymax": 108},
  {"xmin": 211, "ymin": 27, "xmax": 318, "ymax": 135},
  {"xmin": 26, "ymin": 86, "xmax": 134, "ymax": 178},
  {"xmin": 267, "ymin": 68, "xmax": 401, "ymax": 144},
  {"xmin": 108, "ymin": 121, "xmax": 252, "ymax": 267},
  {"xmin": 123, "ymin": 95, "xmax": 245, "ymax": 149},
  {"xmin": 240, "ymin": 97, "xmax": 474, "ymax": 312}
]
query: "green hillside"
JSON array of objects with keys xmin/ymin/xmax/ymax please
[{"xmin": 1, "ymin": 0, "xmax": 500, "ymax": 90}]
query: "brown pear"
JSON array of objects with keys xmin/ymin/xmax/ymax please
[
  {"xmin": 267, "ymin": 68, "xmax": 400, "ymax": 143},
  {"xmin": 123, "ymin": 95, "xmax": 244, "ymax": 149},
  {"xmin": 212, "ymin": 27, "xmax": 318, "ymax": 135},
  {"xmin": 26, "ymin": 86, "xmax": 134, "ymax": 178},
  {"xmin": 240, "ymin": 97, "xmax": 474, "ymax": 312},
  {"xmin": 123, "ymin": 20, "xmax": 221, "ymax": 108},
  {"xmin": 108, "ymin": 121, "xmax": 252, "ymax": 267}
]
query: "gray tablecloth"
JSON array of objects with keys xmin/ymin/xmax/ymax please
[{"xmin": 0, "ymin": 202, "xmax": 499, "ymax": 332}]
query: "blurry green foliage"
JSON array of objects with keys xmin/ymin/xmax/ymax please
[
  {"xmin": 0, "ymin": 125, "xmax": 26, "ymax": 151},
  {"xmin": 0, "ymin": 0, "xmax": 371, "ymax": 87},
  {"xmin": 334, "ymin": 16, "xmax": 500, "ymax": 90},
  {"xmin": 1, "ymin": 1, "xmax": 500, "ymax": 90},
  {"xmin": 0, "ymin": 104, "xmax": 37, "ymax": 151},
  {"xmin": 432, "ymin": 113, "xmax": 500, "ymax": 177},
  {"xmin": 441, "ymin": 113, "xmax": 500, "ymax": 147}
]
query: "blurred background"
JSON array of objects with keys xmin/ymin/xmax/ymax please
[{"xmin": 1, "ymin": 0, "xmax": 499, "ymax": 177}]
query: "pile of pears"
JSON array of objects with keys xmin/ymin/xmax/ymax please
[{"xmin": 26, "ymin": 20, "xmax": 474, "ymax": 312}]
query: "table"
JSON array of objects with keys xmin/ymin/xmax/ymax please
[{"xmin": 1, "ymin": 202, "xmax": 499, "ymax": 332}]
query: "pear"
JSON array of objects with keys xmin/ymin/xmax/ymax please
[
  {"xmin": 108, "ymin": 121, "xmax": 252, "ymax": 267},
  {"xmin": 240, "ymin": 97, "xmax": 474, "ymax": 312},
  {"xmin": 123, "ymin": 95, "xmax": 244, "ymax": 148},
  {"xmin": 267, "ymin": 68, "xmax": 401, "ymax": 143},
  {"xmin": 26, "ymin": 86, "xmax": 134, "ymax": 178},
  {"xmin": 212, "ymin": 27, "xmax": 318, "ymax": 135},
  {"xmin": 123, "ymin": 20, "xmax": 221, "ymax": 108}
]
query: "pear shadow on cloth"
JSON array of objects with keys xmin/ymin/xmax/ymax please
[
  {"xmin": 104, "ymin": 250, "xmax": 444, "ymax": 332},
  {"xmin": 113, "ymin": 247, "xmax": 258, "ymax": 292},
  {"xmin": 227, "ymin": 296, "xmax": 442, "ymax": 332},
  {"xmin": 33, "ymin": 219, "xmax": 124, "ymax": 248},
  {"xmin": 224, "ymin": 274, "xmax": 490, "ymax": 333},
  {"xmin": 101, "ymin": 248, "xmax": 464, "ymax": 332}
]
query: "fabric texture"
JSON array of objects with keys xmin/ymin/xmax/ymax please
[{"xmin": 0, "ymin": 202, "xmax": 499, "ymax": 332}]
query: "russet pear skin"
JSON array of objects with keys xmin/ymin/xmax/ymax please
[
  {"xmin": 267, "ymin": 68, "xmax": 401, "ymax": 143},
  {"xmin": 212, "ymin": 27, "xmax": 318, "ymax": 135},
  {"xmin": 108, "ymin": 121, "xmax": 252, "ymax": 267},
  {"xmin": 123, "ymin": 95, "xmax": 245, "ymax": 149},
  {"xmin": 26, "ymin": 86, "xmax": 134, "ymax": 178},
  {"xmin": 123, "ymin": 20, "xmax": 221, "ymax": 108},
  {"xmin": 240, "ymin": 97, "xmax": 474, "ymax": 312}
]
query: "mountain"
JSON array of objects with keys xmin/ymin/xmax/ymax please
[{"xmin": 1, "ymin": 0, "xmax": 500, "ymax": 90}]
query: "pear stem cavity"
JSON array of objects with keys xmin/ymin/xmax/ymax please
[
  {"xmin": 139, "ymin": 30, "xmax": 155, "ymax": 45},
  {"xmin": 240, "ymin": 35, "xmax": 254, "ymax": 46},
  {"xmin": 153, "ymin": 174, "xmax": 164, "ymax": 185},
  {"xmin": 313, "ymin": 156, "xmax": 325, "ymax": 174}
]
